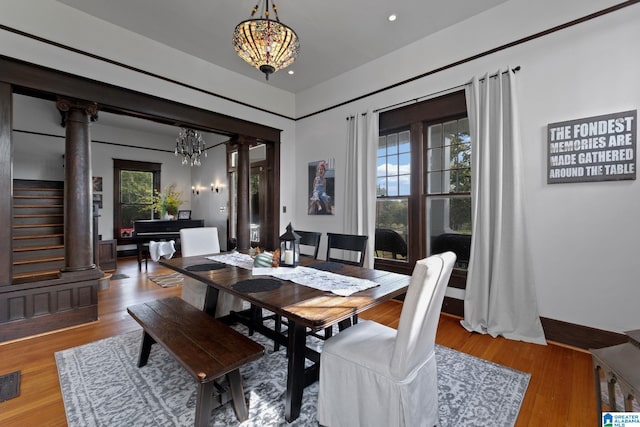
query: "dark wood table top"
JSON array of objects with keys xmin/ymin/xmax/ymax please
[{"xmin": 160, "ymin": 254, "xmax": 411, "ymax": 331}]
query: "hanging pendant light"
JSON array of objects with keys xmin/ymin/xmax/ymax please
[
  {"xmin": 233, "ymin": 0, "xmax": 299, "ymax": 80},
  {"xmin": 175, "ymin": 128, "xmax": 206, "ymax": 167}
]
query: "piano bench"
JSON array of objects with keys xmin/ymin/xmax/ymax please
[{"xmin": 137, "ymin": 242, "xmax": 150, "ymax": 271}]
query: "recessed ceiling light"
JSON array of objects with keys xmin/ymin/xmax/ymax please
[
  {"xmin": 388, "ymin": 14, "xmax": 397, "ymax": 22},
  {"xmin": 288, "ymin": 70, "xmax": 295, "ymax": 75}
]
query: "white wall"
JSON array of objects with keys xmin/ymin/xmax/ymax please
[
  {"xmin": 189, "ymin": 141, "xmax": 232, "ymax": 250},
  {"xmin": 293, "ymin": 0, "xmax": 640, "ymax": 334}
]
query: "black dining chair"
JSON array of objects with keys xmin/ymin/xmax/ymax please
[
  {"xmin": 295, "ymin": 230, "xmax": 322, "ymax": 259},
  {"xmin": 323, "ymin": 232, "xmax": 369, "ymax": 331},
  {"xmin": 326, "ymin": 232, "xmax": 368, "ymax": 267},
  {"xmin": 269, "ymin": 230, "xmax": 322, "ymax": 351}
]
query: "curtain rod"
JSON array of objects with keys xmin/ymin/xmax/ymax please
[{"xmin": 373, "ymin": 66, "xmax": 520, "ymax": 115}]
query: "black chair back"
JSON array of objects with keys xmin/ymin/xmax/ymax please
[
  {"xmin": 295, "ymin": 230, "xmax": 322, "ymax": 259},
  {"xmin": 374, "ymin": 228, "xmax": 408, "ymax": 259},
  {"xmin": 326, "ymin": 233, "xmax": 368, "ymax": 267}
]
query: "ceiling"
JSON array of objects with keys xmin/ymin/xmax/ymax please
[{"xmin": 57, "ymin": 0, "xmax": 507, "ymax": 94}]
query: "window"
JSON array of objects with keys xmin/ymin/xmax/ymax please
[
  {"xmin": 375, "ymin": 130, "xmax": 410, "ymax": 262},
  {"xmin": 425, "ymin": 118, "xmax": 472, "ymax": 269},
  {"xmin": 377, "ymin": 90, "xmax": 469, "ymax": 277},
  {"xmin": 113, "ymin": 159, "xmax": 160, "ymax": 242}
]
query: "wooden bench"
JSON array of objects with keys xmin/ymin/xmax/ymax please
[{"xmin": 127, "ymin": 297, "xmax": 264, "ymax": 426}]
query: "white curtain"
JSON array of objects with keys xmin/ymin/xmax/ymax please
[
  {"xmin": 344, "ymin": 111, "xmax": 378, "ymax": 268},
  {"xmin": 461, "ymin": 70, "xmax": 547, "ymax": 345}
]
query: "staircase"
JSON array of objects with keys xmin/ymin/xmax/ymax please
[{"xmin": 12, "ymin": 180, "xmax": 65, "ymax": 282}]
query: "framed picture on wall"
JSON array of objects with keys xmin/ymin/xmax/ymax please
[
  {"xmin": 92, "ymin": 176, "xmax": 103, "ymax": 192},
  {"xmin": 308, "ymin": 159, "xmax": 335, "ymax": 215},
  {"xmin": 92, "ymin": 193, "xmax": 103, "ymax": 209},
  {"xmin": 177, "ymin": 210, "xmax": 192, "ymax": 220}
]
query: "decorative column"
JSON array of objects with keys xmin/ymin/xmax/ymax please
[
  {"xmin": 0, "ymin": 83, "xmax": 12, "ymax": 285},
  {"xmin": 56, "ymin": 98, "xmax": 101, "ymax": 276},
  {"xmin": 236, "ymin": 137, "xmax": 251, "ymax": 250}
]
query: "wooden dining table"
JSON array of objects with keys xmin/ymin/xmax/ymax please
[{"xmin": 159, "ymin": 253, "xmax": 411, "ymax": 422}]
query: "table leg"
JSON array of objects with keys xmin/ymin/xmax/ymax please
[
  {"xmin": 138, "ymin": 331, "xmax": 155, "ymax": 367},
  {"xmin": 625, "ymin": 395, "xmax": 634, "ymax": 412},
  {"xmin": 203, "ymin": 286, "xmax": 220, "ymax": 317},
  {"xmin": 195, "ymin": 381, "xmax": 215, "ymax": 427},
  {"xmin": 137, "ymin": 242, "xmax": 143, "ymax": 271},
  {"xmin": 607, "ymin": 376, "xmax": 617, "ymax": 411},
  {"xmin": 227, "ymin": 369, "xmax": 249, "ymax": 421},
  {"xmin": 593, "ymin": 364, "xmax": 603, "ymax": 427},
  {"xmin": 285, "ymin": 321, "xmax": 307, "ymax": 422}
]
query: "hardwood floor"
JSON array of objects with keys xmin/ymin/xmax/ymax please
[{"xmin": 0, "ymin": 257, "xmax": 597, "ymax": 426}]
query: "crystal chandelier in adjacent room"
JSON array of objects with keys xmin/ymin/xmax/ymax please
[
  {"xmin": 175, "ymin": 128, "xmax": 206, "ymax": 166},
  {"xmin": 233, "ymin": 0, "xmax": 299, "ymax": 80}
]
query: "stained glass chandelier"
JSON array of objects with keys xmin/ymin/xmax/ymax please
[
  {"xmin": 175, "ymin": 128, "xmax": 206, "ymax": 166},
  {"xmin": 233, "ymin": 0, "xmax": 299, "ymax": 80}
]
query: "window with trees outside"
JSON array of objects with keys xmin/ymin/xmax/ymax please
[
  {"xmin": 376, "ymin": 90, "xmax": 470, "ymax": 278},
  {"xmin": 425, "ymin": 118, "xmax": 472, "ymax": 270},
  {"xmin": 113, "ymin": 159, "xmax": 161, "ymax": 243}
]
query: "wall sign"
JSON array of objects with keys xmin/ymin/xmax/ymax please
[{"xmin": 547, "ymin": 110, "xmax": 636, "ymax": 184}]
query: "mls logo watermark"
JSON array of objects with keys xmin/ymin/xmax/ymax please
[{"xmin": 603, "ymin": 412, "xmax": 640, "ymax": 427}]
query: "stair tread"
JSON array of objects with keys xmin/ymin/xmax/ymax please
[
  {"xmin": 14, "ymin": 187, "xmax": 63, "ymax": 191},
  {"xmin": 14, "ymin": 256, "xmax": 65, "ymax": 265},
  {"xmin": 12, "ymin": 270, "xmax": 61, "ymax": 281},
  {"xmin": 13, "ymin": 204, "xmax": 64, "ymax": 208},
  {"xmin": 13, "ymin": 223, "xmax": 64, "ymax": 228},
  {"xmin": 14, "ymin": 213, "xmax": 64, "ymax": 218},
  {"xmin": 13, "ymin": 244, "xmax": 65, "ymax": 252},
  {"xmin": 14, "ymin": 233, "xmax": 64, "ymax": 240}
]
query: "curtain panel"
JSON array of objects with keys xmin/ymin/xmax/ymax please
[
  {"xmin": 461, "ymin": 70, "xmax": 546, "ymax": 345},
  {"xmin": 344, "ymin": 112, "xmax": 378, "ymax": 268}
]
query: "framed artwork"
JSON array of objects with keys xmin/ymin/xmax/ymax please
[
  {"xmin": 92, "ymin": 193, "xmax": 103, "ymax": 209},
  {"xmin": 308, "ymin": 159, "xmax": 335, "ymax": 215},
  {"xmin": 92, "ymin": 176, "xmax": 103, "ymax": 192},
  {"xmin": 177, "ymin": 210, "xmax": 192, "ymax": 220}
]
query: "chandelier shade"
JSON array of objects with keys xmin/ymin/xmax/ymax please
[
  {"xmin": 175, "ymin": 128, "xmax": 206, "ymax": 167},
  {"xmin": 233, "ymin": 1, "xmax": 299, "ymax": 80}
]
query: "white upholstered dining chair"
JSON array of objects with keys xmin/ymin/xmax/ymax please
[
  {"xmin": 179, "ymin": 227, "xmax": 244, "ymax": 318},
  {"xmin": 317, "ymin": 251, "xmax": 456, "ymax": 427}
]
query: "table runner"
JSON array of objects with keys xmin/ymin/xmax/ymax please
[
  {"xmin": 206, "ymin": 252, "xmax": 378, "ymax": 296},
  {"xmin": 207, "ymin": 252, "xmax": 254, "ymax": 269}
]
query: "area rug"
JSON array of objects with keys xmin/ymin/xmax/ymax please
[
  {"xmin": 55, "ymin": 324, "xmax": 530, "ymax": 427},
  {"xmin": 148, "ymin": 272, "xmax": 184, "ymax": 287}
]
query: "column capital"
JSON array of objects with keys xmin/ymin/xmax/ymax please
[
  {"xmin": 230, "ymin": 135, "xmax": 258, "ymax": 147},
  {"xmin": 56, "ymin": 98, "xmax": 98, "ymax": 127}
]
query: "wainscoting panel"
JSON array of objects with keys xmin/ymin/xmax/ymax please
[{"xmin": 0, "ymin": 279, "xmax": 99, "ymax": 342}]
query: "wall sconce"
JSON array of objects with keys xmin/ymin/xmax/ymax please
[
  {"xmin": 192, "ymin": 186, "xmax": 200, "ymax": 195},
  {"xmin": 211, "ymin": 183, "xmax": 222, "ymax": 193}
]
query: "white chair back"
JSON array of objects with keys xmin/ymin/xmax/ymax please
[
  {"xmin": 390, "ymin": 251, "xmax": 456, "ymax": 379},
  {"xmin": 179, "ymin": 227, "xmax": 220, "ymax": 257}
]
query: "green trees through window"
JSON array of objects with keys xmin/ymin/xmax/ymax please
[{"xmin": 113, "ymin": 159, "xmax": 160, "ymax": 240}]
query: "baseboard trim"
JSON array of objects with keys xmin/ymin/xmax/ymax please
[{"xmin": 441, "ymin": 296, "xmax": 626, "ymax": 350}]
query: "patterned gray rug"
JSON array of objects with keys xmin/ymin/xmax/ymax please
[{"xmin": 55, "ymin": 323, "xmax": 529, "ymax": 426}]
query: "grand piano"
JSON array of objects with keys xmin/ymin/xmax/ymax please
[{"xmin": 133, "ymin": 219, "xmax": 204, "ymax": 270}]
